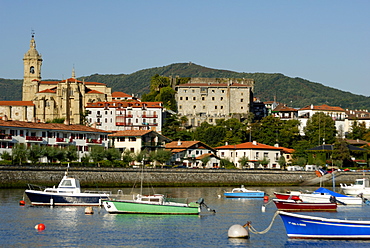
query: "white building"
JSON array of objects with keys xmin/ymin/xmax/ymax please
[
  {"xmin": 0, "ymin": 119, "xmax": 110, "ymax": 161},
  {"xmin": 215, "ymin": 141, "xmax": 283, "ymax": 169},
  {"xmin": 86, "ymin": 101, "xmax": 163, "ymax": 133},
  {"xmin": 165, "ymin": 140, "xmax": 219, "ymax": 168},
  {"xmin": 108, "ymin": 130, "xmax": 171, "ymax": 154},
  {"xmin": 297, "ymin": 104, "xmax": 347, "ymax": 136}
]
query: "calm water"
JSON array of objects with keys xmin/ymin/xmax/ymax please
[{"xmin": 3, "ymin": 186, "xmax": 370, "ymax": 247}]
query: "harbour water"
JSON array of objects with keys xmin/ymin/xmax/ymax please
[{"xmin": 2, "ymin": 186, "xmax": 370, "ymax": 247}]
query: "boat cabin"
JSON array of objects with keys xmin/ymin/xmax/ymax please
[
  {"xmin": 354, "ymin": 178, "xmax": 369, "ymax": 187},
  {"xmin": 54, "ymin": 174, "xmax": 81, "ymax": 194}
]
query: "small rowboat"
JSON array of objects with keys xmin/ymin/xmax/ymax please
[
  {"xmin": 273, "ymin": 199, "xmax": 337, "ymax": 212},
  {"xmin": 279, "ymin": 211, "xmax": 370, "ymax": 239},
  {"xmin": 224, "ymin": 185, "xmax": 265, "ymax": 198}
]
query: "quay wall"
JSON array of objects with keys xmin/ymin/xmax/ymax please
[{"xmin": 0, "ymin": 166, "xmax": 364, "ymax": 188}]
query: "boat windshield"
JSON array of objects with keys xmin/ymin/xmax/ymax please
[
  {"xmin": 355, "ymin": 180, "xmax": 364, "ymax": 186},
  {"xmin": 60, "ymin": 180, "xmax": 72, "ymax": 187}
]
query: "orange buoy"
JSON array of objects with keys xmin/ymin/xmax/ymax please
[
  {"xmin": 35, "ymin": 223, "xmax": 45, "ymax": 231},
  {"xmin": 19, "ymin": 200, "xmax": 26, "ymax": 206},
  {"xmin": 263, "ymin": 195, "xmax": 269, "ymax": 201}
]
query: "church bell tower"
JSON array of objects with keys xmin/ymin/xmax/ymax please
[{"xmin": 22, "ymin": 32, "xmax": 42, "ymax": 101}]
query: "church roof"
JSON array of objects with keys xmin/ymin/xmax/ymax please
[
  {"xmin": 38, "ymin": 89, "xmax": 56, "ymax": 93},
  {"xmin": 86, "ymin": 90, "xmax": 104, "ymax": 94},
  {"xmin": 112, "ymin": 92, "xmax": 132, "ymax": 98},
  {"xmin": 0, "ymin": 101, "xmax": 34, "ymax": 106}
]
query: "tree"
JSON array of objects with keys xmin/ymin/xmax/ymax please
[
  {"xmin": 151, "ymin": 149, "xmax": 172, "ymax": 167},
  {"xmin": 238, "ymin": 156, "xmax": 249, "ymax": 169},
  {"xmin": 43, "ymin": 146, "xmax": 59, "ymax": 164},
  {"xmin": 121, "ymin": 150, "xmax": 134, "ymax": 167},
  {"xmin": 1, "ymin": 151, "xmax": 12, "ymax": 161},
  {"xmin": 105, "ymin": 148, "xmax": 121, "ymax": 164},
  {"xmin": 200, "ymin": 156, "xmax": 211, "ymax": 168},
  {"xmin": 65, "ymin": 146, "xmax": 78, "ymax": 162},
  {"xmin": 12, "ymin": 144, "xmax": 28, "ymax": 165},
  {"xmin": 332, "ymin": 138, "xmax": 350, "ymax": 168},
  {"xmin": 27, "ymin": 145, "xmax": 44, "ymax": 165},
  {"xmin": 278, "ymin": 156, "xmax": 287, "ymax": 170},
  {"xmin": 347, "ymin": 120, "xmax": 368, "ymax": 140},
  {"xmin": 54, "ymin": 148, "xmax": 67, "ymax": 164},
  {"xmin": 90, "ymin": 146, "xmax": 106, "ymax": 166},
  {"xmin": 258, "ymin": 158, "xmax": 270, "ymax": 169},
  {"xmin": 155, "ymin": 87, "xmax": 177, "ymax": 112},
  {"xmin": 303, "ymin": 112, "xmax": 337, "ymax": 146}
]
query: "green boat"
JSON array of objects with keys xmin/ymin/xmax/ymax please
[{"xmin": 103, "ymin": 194, "xmax": 206, "ymax": 215}]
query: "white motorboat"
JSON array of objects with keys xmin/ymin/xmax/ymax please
[
  {"xmin": 25, "ymin": 171, "xmax": 110, "ymax": 206},
  {"xmin": 341, "ymin": 178, "xmax": 370, "ymax": 196}
]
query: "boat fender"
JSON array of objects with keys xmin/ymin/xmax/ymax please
[
  {"xmin": 228, "ymin": 224, "xmax": 249, "ymax": 238},
  {"xmin": 85, "ymin": 207, "xmax": 94, "ymax": 214},
  {"xmin": 35, "ymin": 223, "xmax": 45, "ymax": 231},
  {"xmin": 19, "ymin": 200, "xmax": 26, "ymax": 206}
]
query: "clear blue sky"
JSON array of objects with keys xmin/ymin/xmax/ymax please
[{"xmin": 2, "ymin": 0, "xmax": 370, "ymax": 97}]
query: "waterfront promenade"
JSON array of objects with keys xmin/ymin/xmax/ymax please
[{"xmin": 0, "ymin": 166, "xmax": 363, "ymax": 188}]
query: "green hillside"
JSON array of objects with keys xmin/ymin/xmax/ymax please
[{"xmin": 2, "ymin": 62, "xmax": 370, "ymax": 110}]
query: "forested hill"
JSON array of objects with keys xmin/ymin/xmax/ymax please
[{"xmin": 1, "ymin": 62, "xmax": 370, "ymax": 110}]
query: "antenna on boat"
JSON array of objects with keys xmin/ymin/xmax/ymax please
[{"xmin": 66, "ymin": 163, "xmax": 70, "ymax": 176}]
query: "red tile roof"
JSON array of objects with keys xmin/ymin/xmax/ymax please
[
  {"xmin": 38, "ymin": 89, "xmax": 56, "ymax": 93},
  {"xmin": 86, "ymin": 90, "xmax": 104, "ymax": 94},
  {"xmin": 39, "ymin": 79, "xmax": 106, "ymax": 86},
  {"xmin": 165, "ymin": 141, "xmax": 215, "ymax": 151},
  {"xmin": 299, "ymin": 104, "xmax": 345, "ymax": 112},
  {"xmin": 0, "ymin": 101, "xmax": 34, "ymax": 106},
  {"xmin": 108, "ymin": 130, "xmax": 152, "ymax": 137},
  {"xmin": 112, "ymin": 92, "xmax": 132, "ymax": 98},
  {"xmin": 0, "ymin": 120, "xmax": 111, "ymax": 133},
  {"xmin": 216, "ymin": 142, "xmax": 282, "ymax": 150}
]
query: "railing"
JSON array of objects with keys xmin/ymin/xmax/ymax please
[
  {"xmin": 26, "ymin": 136, "xmax": 43, "ymax": 141},
  {"xmin": 0, "ymin": 134, "xmax": 12, "ymax": 140},
  {"xmin": 86, "ymin": 139, "xmax": 102, "ymax": 144},
  {"xmin": 56, "ymin": 137, "xmax": 66, "ymax": 142},
  {"xmin": 142, "ymin": 142, "xmax": 164, "ymax": 147},
  {"xmin": 116, "ymin": 122, "xmax": 133, "ymax": 126}
]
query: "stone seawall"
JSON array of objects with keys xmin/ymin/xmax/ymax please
[{"xmin": 0, "ymin": 166, "xmax": 364, "ymax": 188}]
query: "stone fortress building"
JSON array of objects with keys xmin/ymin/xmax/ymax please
[{"xmin": 175, "ymin": 77, "xmax": 254, "ymax": 127}]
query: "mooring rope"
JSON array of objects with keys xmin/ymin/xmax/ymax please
[{"xmin": 245, "ymin": 211, "xmax": 280, "ymax": 234}]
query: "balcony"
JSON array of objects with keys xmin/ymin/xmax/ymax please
[
  {"xmin": 116, "ymin": 122, "xmax": 133, "ymax": 126},
  {"xmin": 142, "ymin": 142, "xmax": 164, "ymax": 148},
  {"xmin": 55, "ymin": 137, "xmax": 68, "ymax": 143},
  {"xmin": 26, "ymin": 136, "xmax": 43, "ymax": 142},
  {"xmin": 142, "ymin": 115, "xmax": 158, "ymax": 118},
  {"xmin": 0, "ymin": 134, "xmax": 13, "ymax": 141},
  {"xmin": 86, "ymin": 138, "xmax": 102, "ymax": 145}
]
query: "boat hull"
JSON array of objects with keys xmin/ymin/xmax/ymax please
[
  {"xmin": 273, "ymin": 199, "xmax": 337, "ymax": 212},
  {"xmin": 299, "ymin": 194, "xmax": 362, "ymax": 205},
  {"xmin": 274, "ymin": 192, "xmax": 301, "ymax": 201},
  {"xmin": 279, "ymin": 211, "xmax": 370, "ymax": 239},
  {"xmin": 25, "ymin": 190, "xmax": 109, "ymax": 206},
  {"xmin": 103, "ymin": 200, "xmax": 200, "ymax": 215},
  {"xmin": 224, "ymin": 192, "xmax": 265, "ymax": 198}
]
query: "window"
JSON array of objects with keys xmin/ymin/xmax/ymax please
[
  {"xmin": 220, "ymin": 97, "xmax": 223, "ymax": 101},
  {"xmin": 212, "ymin": 97, "xmax": 215, "ymax": 101},
  {"xmin": 186, "ymin": 97, "xmax": 188, "ymax": 100},
  {"xmin": 241, "ymin": 99, "xmax": 244, "ymax": 102},
  {"xmin": 193, "ymin": 105, "xmax": 196, "ymax": 109},
  {"xmin": 193, "ymin": 97, "xmax": 196, "ymax": 100},
  {"xmin": 215, "ymin": 106, "xmax": 217, "ymax": 109},
  {"xmin": 203, "ymin": 106, "xmax": 205, "ymax": 109},
  {"xmin": 255, "ymin": 152, "xmax": 259, "ymax": 159},
  {"xmin": 202, "ymin": 97, "xmax": 205, "ymax": 101},
  {"xmin": 180, "ymin": 97, "xmax": 183, "ymax": 100},
  {"xmin": 221, "ymin": 90, "xmax": 225, "ymax": 93},
  {"xmin": 179, "ymin": 105, "xmax": 182, "ymax": 109},
  {"xmin": 221, "ymin": 152, "xmax": 225, "ymax": 157},
  {"xmin": 264, "ymin": 152, "xmax": 268, "ymax": 158},
  {"xmin": 221, "ymin": 106, "xmax": 224, "ymax": 109}
]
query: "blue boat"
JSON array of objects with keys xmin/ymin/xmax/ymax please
[
  {"xmin": 223, "ymin": 185, "xmax": 265, "ymax": 198},
  {"xmin": 279, "ymin": 211, "xmax": 370, "ymax": 239}
]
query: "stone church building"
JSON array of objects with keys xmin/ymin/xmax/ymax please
[{"xmin": 0, "ymin": 34, "xmax": 112, "ymax": 125}]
